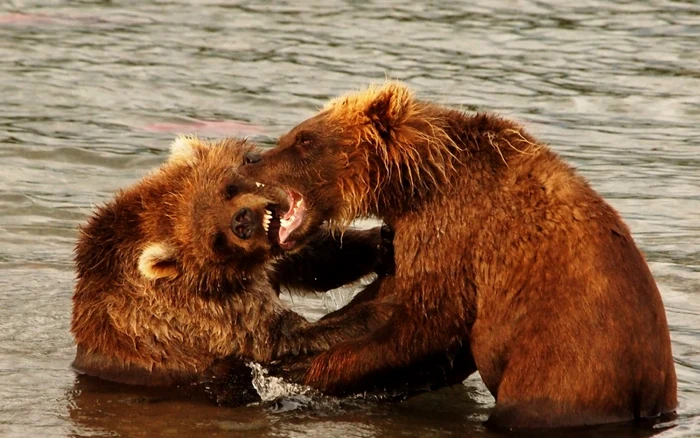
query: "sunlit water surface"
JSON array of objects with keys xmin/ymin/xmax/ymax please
[{"xmin": 1, "ymin": 1, "xmax": 698, "ymax": 437}]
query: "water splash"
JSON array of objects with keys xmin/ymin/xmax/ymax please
[{"xmin": 248, "ymin": 362, "xmax": 313, "ymax": 404}]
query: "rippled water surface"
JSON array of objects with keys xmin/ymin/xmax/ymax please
[{"xmin": 1, "ymin": 1, "xmax": 698, "ymax": 437}]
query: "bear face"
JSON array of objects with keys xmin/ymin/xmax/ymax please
[
  {"xmin": 241, "ymin": 116, "xmax": 345, "ymax": 248},
  {"xmin": 138, "ymin": 174, "xmax": 286, "ymax": 286},
  {"xmin": 140, "ymin": 149, "xmax": 288, "ymax": 287}
]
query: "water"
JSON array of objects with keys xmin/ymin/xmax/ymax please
[{"xmin": 1, "ymin": 1, "xmax": 698, "ymax": 436}]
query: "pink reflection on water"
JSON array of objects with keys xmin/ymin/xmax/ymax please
[
  {"xmin": 0, "ymin": 13, "xmax": 59, "ymax": 25},
  {"xmin": 0, "ymin": 12, "xmax": 151, "ymax": 26},
  {"xmin": 142, "ymin": 120, "xmax": 265, "ymax": 137}
]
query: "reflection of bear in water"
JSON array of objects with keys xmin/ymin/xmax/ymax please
[
  {"xmin": 71, "ymin": 136, "xmax": 395, "ymax": 401},
  {"xmin": 241, "ymin": 82, "xmax": 677, "ymax": 428}
]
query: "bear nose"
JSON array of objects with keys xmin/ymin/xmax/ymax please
[
  {"xmin": 231, "ymin": 208, "xmax": 254, "ymax": 239},
  {"xmin": 243, "ymin": 152, "xmax": 262, "ymax": 165}
]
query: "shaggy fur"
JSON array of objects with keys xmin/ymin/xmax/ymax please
[
  {"xmin": 71, "ymin": 136, "xmax": 395, "ymax": 391},
  {"xmin": 240, "ymin": 82, "xmax": 677, "ymax": 428}
]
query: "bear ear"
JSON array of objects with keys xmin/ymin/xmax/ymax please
[
  {"xmin": 138, "ymin": 242, "xmax": 178, "ymax": 280},
  {"xmin": 364, "ymin": 82, "xmax": 414, "ymax": 138},
  {"xmin": 168, "ymin": 135, "xmax": 204, "ymax": 166}
]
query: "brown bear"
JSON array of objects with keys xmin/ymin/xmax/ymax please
[
  {"xmin": 71, "ymin": 135, "xmax": 396, "ymax": 398},
  {"xmin": 240, "ymin": 82, "xmax": 677, "ymax": 428}
]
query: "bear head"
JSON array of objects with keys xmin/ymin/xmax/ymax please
[
  {"xmin": 240, "ymin": 82, "xmax": 455, "ymax": 245},
  {"xmin": 134, "ymin": 136, "xmax": 292, "ymax": 290}
]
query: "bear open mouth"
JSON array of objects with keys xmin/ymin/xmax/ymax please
[{"xmin": 279, "ymin": 189, "xmax": 306, "ymax": 246}]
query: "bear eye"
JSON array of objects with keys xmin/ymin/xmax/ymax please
[
  {"xmin": 296, "ymin": 132, "xmax": 313, "ymax": 147},
  {"xmin": 212, "ymin": 232, "xmax": 228, "ymax": 253},
  {"xmin": 224, "ymin": 183, "xmax": 238, "ymax": 200}
]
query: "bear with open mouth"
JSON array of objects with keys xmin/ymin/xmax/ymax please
[
  {"xmin": 71, "ymin": 135, "xmax": 396, "ymax": 402},
  {"xmin": 240, "ymin": 82, "xmax": 677, "ymax": 429}
]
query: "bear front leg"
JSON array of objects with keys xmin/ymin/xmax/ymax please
[
  {"xmin": 270, "ymin": 297, "xmax": 398, "ymax": 361},
  {"xmin": 300, "ymin": 308, "xmax": 474, "ymax": 396},
  {"xmin": 270, "ymin": 225, "xmax": 394, "ymax": 294}
]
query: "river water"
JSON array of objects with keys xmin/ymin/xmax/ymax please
[{"xmin": 1, "ymin": 1, "xmax": 698, "ymax": 437}]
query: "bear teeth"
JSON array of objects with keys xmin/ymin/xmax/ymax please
[
  {"xmin": 256, "ymin": 182, "xmax": 265, "ymax": 188},
  {"xmin": 263, "ymin": 209, "xmax": 272, "ymax": 232}
]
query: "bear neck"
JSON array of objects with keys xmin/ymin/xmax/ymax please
[
  {"xmin": 346, "ymin": 110, "xmax": 464, "ymax": 221},
  {"xmin": 343, "ymin": 109, "xmax": 544, "ymax": 226}
]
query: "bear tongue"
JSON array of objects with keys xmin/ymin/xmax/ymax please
[{"xmin": 278, "ymin": 198, "xmax": 306, "ymax": 244}]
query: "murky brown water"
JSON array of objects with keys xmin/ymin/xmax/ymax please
[{"xmin": 1, "ymin": 1, "xmax": 698, "ymax": 437}]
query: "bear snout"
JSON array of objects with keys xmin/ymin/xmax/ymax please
[{"xmin": 231, "ymin": 207, "xmax": 255, "ymax": 239}]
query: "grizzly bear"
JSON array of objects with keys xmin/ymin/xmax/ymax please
[
  {"xmin": 240, "ymin": 82, "xmax": 677, "ymax": 428},
  {"xmin": 71, "ymin": 135, "xmax": 396, "ymax": 396}
]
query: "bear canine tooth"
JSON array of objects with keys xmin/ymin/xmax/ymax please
[{"xmin": 256, "ymin": 182, "xmax": 265, "ymax": 188}]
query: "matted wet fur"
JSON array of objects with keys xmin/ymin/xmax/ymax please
[
  {"xmin": 71, "ymin": 136, "xmax": 396, "ymax": 394},
  {"xmin": 240, "ymin": 82, "xmax": 677, "ymax": 428}
]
